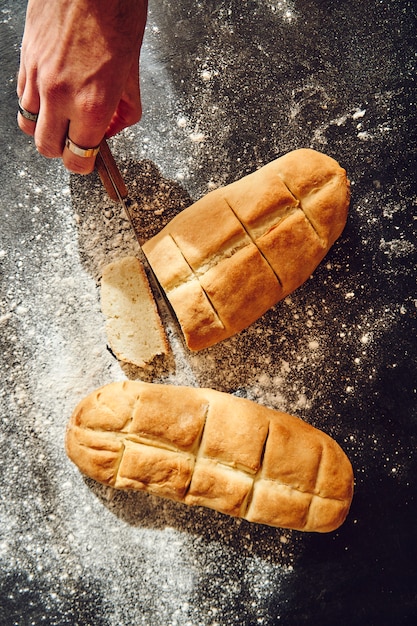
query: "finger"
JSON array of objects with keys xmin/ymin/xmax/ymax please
[
  {"xmin": 62, "ymin": 125, "xmax": 104, "ymax": 175},
  {"xmin": 17, "ymin": 91, "xmax": 40, "ymax": 137},
  {"xmin": 32, "ymin": 103, "xmax": 69, "ymax": 159},
  {"xmin": 16, "ymin": 61, "xmax": 26, "ymax": 98},
  {"xmin": 105, "ymin": 60, "xmax": 142, "ymax": 138},
  {"xmin": 105, "ymin": 96, "xmax": 142, "ymax": 138}
]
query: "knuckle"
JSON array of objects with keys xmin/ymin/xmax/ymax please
[
  {"xmin": 41, "ymin": 73, "xmax": 70, "ymax": 103},
  {"xmin": 75, "ymin": 93, "xmax": 110, "ymax": 128},
  {"xmin": 35, "ymin": 140, "xmax": 61, "ymax": 159}
]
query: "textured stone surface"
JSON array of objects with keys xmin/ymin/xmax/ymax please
[{"xmin": 1, "ymin": 1, "xmax": 416, "ymax": 624}]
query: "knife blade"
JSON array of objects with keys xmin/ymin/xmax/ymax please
[{"xmin": 95, "ymin": 138, "xmax": 185, "ymax": 347}]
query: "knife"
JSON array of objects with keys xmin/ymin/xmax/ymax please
[{"xmin": 95, "ymin": 138, "xmax": 185, "ymax": 348}]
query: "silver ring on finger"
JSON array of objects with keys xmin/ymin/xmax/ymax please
[
  {"xmin": 18, "ymin": 97, "xmax": 39, "ymax": 123},
  {"xmin": 65, "ymin": 136, "xmax": 101, "ymax": 158}
]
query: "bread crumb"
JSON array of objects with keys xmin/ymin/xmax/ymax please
[{"xmin": 100, "ymin": 256, "xmax": 169, "ymax": 368}]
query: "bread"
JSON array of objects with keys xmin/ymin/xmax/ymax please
[
  {"xmin": 142, "ymin": 148, "xmax": 350, "ymax": 350},
  {"xmin": 66, "ymin": 381, "xmax": 354, "ymax": 532},
  {"xmin": 100, "ymin": 256, "xmax": 168, "ymax": 367}
]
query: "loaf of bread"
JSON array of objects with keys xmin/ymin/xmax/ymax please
[
  {"xmin": 66, "ymin": 381, "xmax": 354, "ymax": 532},
  {"xmin": 142, "ymin": 148, "xmax": 350, "ymax": 350},
  {"xmin": 100, "ymin": 256, "xmax": 168, "ymax": 367}
]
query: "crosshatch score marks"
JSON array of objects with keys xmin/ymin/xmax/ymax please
[
  {"xmin": 66, "ymin": 381, "xmax": 354, "ymax": 533},
  {"xmin": 142, "ymin": 149, "xmax": 350, "ymax": 350}
]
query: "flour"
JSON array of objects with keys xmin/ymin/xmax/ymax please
[
  {"xmin": 10, "ymin": 165, "xmax": 302, "ymax": 624},
  {"xmin": 3, "ymin": 0, "xmax": 417, "ymax": 622},
  {"xmin": 3, "ymin": 33, "xmax": 302, "ymax": 626}
]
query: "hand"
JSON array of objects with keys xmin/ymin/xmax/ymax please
[{"xmin": 17, "ymin": 0, "xmax": 148, "ymax": 174}]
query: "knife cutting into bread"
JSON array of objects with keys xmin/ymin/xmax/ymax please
[
  {"xmin": 95, "ymin": 139, "xmax": 193, "ymax": 370},
  {"xmin": 97, "ymin": 141, "xmax": 350, "ymax": 355},
  {"xmin": 95, "ymin": 138, "xmax": 180, "ymax": 326}
]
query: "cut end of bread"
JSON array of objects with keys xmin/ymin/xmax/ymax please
[{"xmin": 100, "ymin": 256, "xmax": 169, "ymax": 368}]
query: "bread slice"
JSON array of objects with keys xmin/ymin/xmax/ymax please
[{"xmin": 100, "ymin": 256, "xmax": 168, "ymax": 367}]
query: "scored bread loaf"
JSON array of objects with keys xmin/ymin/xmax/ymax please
[
  {"xmin": 66, "ymin": 381, "xmax": 354, "ymax": 532},
  {"xmin": 142, "ymin": 148, "xmax": 350, "ymax": 350},
  {"xmin": 100, "ymin": 256, "xmax": 168, "ymax": 367}
]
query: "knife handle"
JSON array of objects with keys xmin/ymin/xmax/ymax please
[{"xmin": 96, "ymin": 139, "xmax": 128, "ymax": 201}]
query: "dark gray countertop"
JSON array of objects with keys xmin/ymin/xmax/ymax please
[{"xmin": 1, "ymin": 1, "xmax": 416, "ymax": 624}]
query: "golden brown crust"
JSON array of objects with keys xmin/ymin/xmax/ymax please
[
  {"xmin": 185, "ymin": 458, "xmax": 254, "ymax": 517},
  {"xmin": 274, "ymin": 148, "xmax": 349, "ymax": 246},
  {"xmin": 142, "ymin": 148, "xmax": 350, "ymax": 350},
  {"xmin": 256, "ymin": 209, "xmax": 328, "ymax": 297},
  {"xmin": 167, "ymin": 280, "xmax": 226, "ymax": 351},
  {"xmin": 116, "ymin": 441, "xmax": 194, "ymax": 499},
  {"xmin": 129, "ymin": 383, "xmax": 208, "ymax": 452},
  {"xmin": 200, "ymin": 244, "xmax": 282, "ymax": 333},
  {"xmin": 66, "ymin": 381, "xmax": 354, "ymax": 533}
]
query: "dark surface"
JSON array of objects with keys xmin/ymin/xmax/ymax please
[{"xmin": 1, "ymin": 1, "xmax": 416, "ymax": 625}]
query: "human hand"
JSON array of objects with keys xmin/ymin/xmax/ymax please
[{"xmin": 17, "ymin": 0, "xmax": 148, "ymax": 174}]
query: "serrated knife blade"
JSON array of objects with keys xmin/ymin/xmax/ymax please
[{"xmin": 95, "ymin": 138, "xmax": 184, "ymax": 343}]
